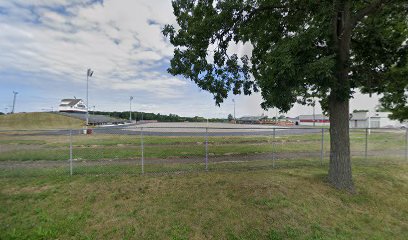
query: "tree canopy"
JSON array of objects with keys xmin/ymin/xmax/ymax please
[
  {"xmin": 377, "ymin": 63, "xmax": 408, "ymax": 121},
  {"xmin": 227, "ymin": 113, "xmax": 234, "ymax": 121},
  {"xmin": 163, "ymin": 0, "xmax": 407, "ymax": 113},
  {"xmin": 163, "ymin": 0, "xmax": 408, "ymax": 191}
]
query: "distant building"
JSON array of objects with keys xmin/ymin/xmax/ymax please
[
  {"xmin": 297, "ymin": 114, "xmax": 330, "ymax": 126},
  {"xmin": 287, "ymin": 117, "xmax": 299, "ymax": 124},
  {"xmin": 236, "ymin": 116, "xmax": 266, "ymax": 124},
  {"xmin": 349, "ymin": 112, "xmax": 399, "ymax": 128},
  {"xmin": 58, "ymin": 99, "xmax": 87, "ymax": 113},
  {"xmin": 236, "ymin": 115, "xmax": 294, "ymax": 125}
]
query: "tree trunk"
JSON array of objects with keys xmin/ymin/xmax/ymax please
[
  {"xmin": 328, "ymin": 96, "xmax": 354, "ymax": 191},
  {"xmin": 328, "ymin": 0, "xmax": 354, "ymax": 192}
]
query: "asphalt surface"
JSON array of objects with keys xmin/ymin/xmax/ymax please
[{"xmin": 1, "ymin": 124, "xmax": 324, "ymax": 137}]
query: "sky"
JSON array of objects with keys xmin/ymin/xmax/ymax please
[{"xmin": 0, "ymin": 0, "xmax": 382, "ymax": 118}]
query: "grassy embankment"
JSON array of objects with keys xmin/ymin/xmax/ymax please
[
  {"xmin": 0, "ymin": 160, "xmax": 407, "ymax": 239},
  {"xmin": 0, "ymin": 112, "xmax": 83, "ymax": 130}
]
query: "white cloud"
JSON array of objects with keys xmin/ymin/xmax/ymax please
[
  {"xmin": 0, "ymin": 0, "xmax": 380, "ymax": 117},
  {"xmin": 0, "ymin": 0, "xmax": 181, "ymax": 101}
]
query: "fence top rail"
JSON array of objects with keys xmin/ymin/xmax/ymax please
[
  {"xmin": 86, "ymin": 126, "xmax": 403, "ymax": 130},
  {"xmin": 135, "ymin": 126, "xmax": 287, "ymax": 130},
  {"xmin": 0, "ymin": 126, "xmax": 406, "ymax": 132}
]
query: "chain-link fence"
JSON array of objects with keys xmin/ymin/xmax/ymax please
[
  {"xmin": 0, "ymin": 126, "xmax": 407, "ymax": 176},
  {"xmin": 0, "ymin": 129, "xmax": 71, "ymax": 176}
]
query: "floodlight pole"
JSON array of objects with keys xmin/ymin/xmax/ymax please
[
  {"xmin": 11, "ymin": 91, "xmax": 18, "ymax": 114},
  {"xmin": 86, "ymin": 68, "xmax": 93, "ymax": 126},
  {"xmin": 86, "ymin": 71, "xmax": 89, "ymax": 126}
]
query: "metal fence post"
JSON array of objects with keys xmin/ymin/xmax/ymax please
[
  {"xmin": 205, "ymin": 127, "xmax": 208, "ymax": 171},
  {"xmin": 272, "ymin": 128, "xmax": 276, "ymax": 168},
  {"xmin": 365, "ymin": 128, "xmax": 368, "ymax": 159},
  {"xmin": 320, "ymin": 128, "xmax": 324, "ymax": 165},
  {"xmin": 69, "ymin": 129, "xmax": 73, "ymax": 176},
  {"xmin": 141, "ymin": 127, "xmax": 144, "ymax": 174}
]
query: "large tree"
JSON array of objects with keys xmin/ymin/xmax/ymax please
[
  {"xmin": 163, "ymin": 0, "xmax": 408, "ymax": 191},
  {"xmin": 377, "ymin": 64, "xmax": 408, "ymax": 121}
]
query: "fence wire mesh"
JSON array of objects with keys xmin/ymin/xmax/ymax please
[
  {"xmin": 70, "ymin": 127, "xmax": 142, "ymax": 175},
  {"xmin": 0, "ymin": 126, "xmax": 406, "ymax": 176},
  {"xmin": 142, "ymin": 127, "xmax": 207, "ymax": 173},
  {"xmin": 0, "ymin": 129, "xmax": 70, "ymax": 176}
]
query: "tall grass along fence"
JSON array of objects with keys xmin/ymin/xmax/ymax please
[{"xmin": 0, "ymin": 127, "xmax": 407, "ymax": 176}]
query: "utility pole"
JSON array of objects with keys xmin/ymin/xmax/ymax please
[
  {"xmin": 129, "ymin": 96, "xmax": 133, "ymax": 121},
  {"xmin": 11, "ymin": 91, "xmax": 18, "ymax": 114},
  {"xmin": 135, "ymin": 111, "xmax": 138, "ymax": 124},
  {"xmin": 312, "ymin": 100, "xmax": 316, "ymax": 127},
  {"xmin": 275, "ymin": 108, "xmax": 278, "ymax": 121},
  {"xmin": 368, "ymin": 113, "xmax": 371, "ymax": 135},
  {"xmin": 86, "ymin": 68, "xmax": 93, "ymax": 126}
]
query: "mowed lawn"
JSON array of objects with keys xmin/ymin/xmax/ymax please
[
  {"xmin": 0, "ymin": 130, "xmax": 405, "ymax": 161},
  {"xmin": 1, "ymin": 161, "xmax": 407, "ymax": 239}
]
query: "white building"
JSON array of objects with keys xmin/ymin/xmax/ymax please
[
  {"xmin": 58, "ymin": 99, "xmax": 87, "ymax": 113},
  {"xmin": 349, "ymin": 111, "xmax": 400, "ymax": 128}
]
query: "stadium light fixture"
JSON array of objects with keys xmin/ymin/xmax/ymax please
[{"xmin": 86, "ymin": 68, "xmax": 93, "ymax": 126}]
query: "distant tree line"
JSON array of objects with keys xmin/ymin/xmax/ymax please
[{"xmin": 92, "ymin": 111, "xmax": 226, "ymax": 123}]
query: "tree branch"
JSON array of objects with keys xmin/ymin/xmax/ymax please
[{"xmin": 352, "ymin": 0, "xmax": 391, "ymax": 27}]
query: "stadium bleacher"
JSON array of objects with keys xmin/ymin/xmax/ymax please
[{"xmin": 57, "ymin": 112, "xmax": 126, "ymax": 125}]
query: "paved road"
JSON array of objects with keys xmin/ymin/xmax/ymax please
[{"xmin": 2, "ymin": 124, "xmax": 324, "ymax": 137}]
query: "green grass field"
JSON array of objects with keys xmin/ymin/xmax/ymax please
[
  {"xmin": 0, "ymin": 112, "xmax": 83, "ymax": 130},
  {"xmin": 1, "ymin": 118, "xmax": 406, "ymax": 239},
  {"xmin": 1, "ymin": 159, "xmax": 407, "ymax": 239},
  {"xmin": 0, "ymin": 130, "xmax": 405, "ymax": 162}
]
